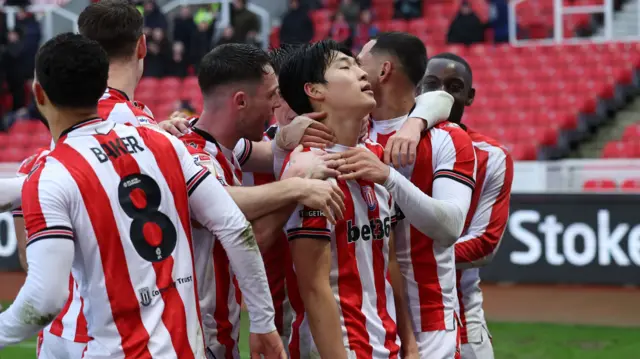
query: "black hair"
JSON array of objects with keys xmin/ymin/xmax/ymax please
[
  {"xmin": 78, "ymin": 0, "xmax": 143, "ymax": 60},
  {"xmin": 428, "ymin": 52, "xmax": 473, "ymax": 86},
  {"xmin": 269, "ymin": 44, "xmax": 303, "ymax": 75},
  {"xmin": 198, "ymin": 43, "xmax": 271, "ymax": 95},
  {"xmin": 278, "ymin": 40, "xmax": 353, "ymax": 115},
  {"xmin": 371, "ymin": 32, "xmax": 427, "ymax": 87},
  {"xmin": 35, "ymin": 33, "xmax": 109, "ymax": 109}
]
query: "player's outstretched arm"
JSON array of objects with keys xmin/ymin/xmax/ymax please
[
  {"xmin": 388, "ymin": 231, "xmax": 419, "ymax": 358},
  {"xmin": 456, "ymin": 151, "xmax": 513, "ymax": 269},
  {"xmin": 337, "ymin": 138, "xmax": 475, "ymax": 246},
  {"xmin": 0, "ymin": 176, "xmax": 25, "ymax": 213},
  {"xmin": 0, "ymin": 167, "xmax": 74, "ymax": 347},
  {"xmin": 383, "ymin": 90, "xmax": 455, "ymax": 167}
]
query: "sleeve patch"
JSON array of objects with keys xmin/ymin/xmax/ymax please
[
  {"xmin": 27, "ymin": 226, "xmax": 74, "ymax": 246},
  {"xmin": 287, "ymin": 227, "xmax": 332, "ymax": 241},
  {"xmin": 434, "ymin": 169, "xmax": 475, "ymax": 190}
]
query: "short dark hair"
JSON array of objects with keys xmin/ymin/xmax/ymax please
[
  {"xmin": 278, "ymin": 40, "xmax": 353, "ymax": 115},
  {"xmin": 429, "ymin": 52, "xmax": 473, "ymax": 86},
  {"xmin": 198, "ymin": 43, "xmax": 271, "ymax": 95},
  {"xmin": 269, "ymin": 44, "xmax": 303, "ymax": 75},
  {"xmin": 35, "ymin": 33, "xmax": 109, "ymax": 108},
  {"xmin": 78, "ymin": 0, "xmax": 143, "ymax": 60},
  {"xmin": 371, "ymin": 32, "xmax": 427, "ymax": 87}
]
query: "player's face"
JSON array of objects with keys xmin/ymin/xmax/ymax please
[
  {"xmin": 274, "ymin": 91, "xmax": 297, "ymax": 126},
  {"xmin": 357, "ymin": 40, "xmax": 382, "ymax": 99},
  {"xmin": 421, "ymin": 58, "xmax": 473, "ymax": 124},
  {"xmin": 244, "ymin": 65, "xmax": 280, "ymax": 140},
  {"xmin": 320, "ymin": 51, "xmax": 376, "ymax": 119}
]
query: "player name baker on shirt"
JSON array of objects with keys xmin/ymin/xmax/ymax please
[{"xmin": 90, "ymin": 136, "xmax": 145, "ymax": 163}]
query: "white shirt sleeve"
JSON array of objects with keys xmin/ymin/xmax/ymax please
[
  {"xmin": 172, "ymin": 136, "xmax": 276, "ymax": 334},
  {"xmin": 0, "ymin": 176, "xmax": 25, "ymax": 212},
  {"xmin": 384, "ymin": 125, "xmax": 476, "ymax": 247},
  {"xmin": 0, "ymin": 163, "xmax": 75, "ymax": 347}
]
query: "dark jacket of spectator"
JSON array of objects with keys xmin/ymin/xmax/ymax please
[
  {"xmin": 165, "ymin": 42, "xmax": 189, "ymax": 78},
  {"xmin": 447, "ymin": 1, "xmax": 485, "ymax": 45},
  {"xmin": 15, "ymin": 8, "xmax": 40, "ymax": 77},
  {"xmin": 339, "ymin": 0, "xmax": 360, "ymax": 25},
  {"xmin": 487, "ymin": 0, "xmax": 509, "ymax": 43},
  {"xmin": 143, "ymin": 28, "xmax": 171, "ymax": 78},
  {"xmin": 190, "ymin": 21, "xmax": 214, "ymax": 70},
  {"xmin": 2, "ymin": 29, "xmax": 28, "ymax": 110},
  {"xmin": 173, "ymin": 6, "xmax": 197, "ymax": 53},
  {"xmin": 143, "ymin": 0, "xmax": 168, "ymax": 31},
  {"xmin": 279, "ymin": 0, "xmax": 314, "ymax": 45},
  {"xmin": 230, "ymin": 0, "xmax": 260, "ymax": 43}
]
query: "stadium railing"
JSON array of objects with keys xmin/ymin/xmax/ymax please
[
  {"xmin": 160, "ymin": 0, "xmax": 271, "ymax": 50},
  {"xmin": 508, "ymin": 0, "xmax": 640, "ymax": 46}
]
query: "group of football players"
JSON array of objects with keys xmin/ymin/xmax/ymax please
[{"xmin": 0, "ymin": 1, "xmax": 513, "ymax": 359}]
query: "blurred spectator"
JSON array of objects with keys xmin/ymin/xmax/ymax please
[
  {"xmin": 143, "ymin": 0, "xmax": 168, "ymax": 32},
  {"xmin": 447, "ymin": 0, "xmax": 485, "ymax": 45},
  {"xmin": 279, "ymin": 0, "xmax": 314, "ymax": 45},
  {"xmin": 339, "ymin": 0, "xmax": 360, "ymax": 25},
  {"xmin": 215, "ymin": 26, "xmax": 236, "ymax": 47},
  {"xmin": 330, "ymin": 12, "xmax": 352, "ymax": 47},
  {"xmin": 190, "ymin": 17, "xmax": 214, "ymax": 70},
  {"xmin": 14, "ymin": 6, "xmax": 40, "ymax": 76},
  {"xmin": 230, "ymin": 0, "xmax": 260, "ymax": 44},
  {"xmin": 358, "ymin": 0, "xmax": 372, "ymax": 10},
  {"xmin": 0, "ymin": 10, "xmax": 7, "ymax": 46},
  {"xmin": 173, "ymin": 6, "xmax": 196, "ymax": 54},
  {"xmin": 143, "ymin": 27, "xmax": 170, "ymax": 78},
  {"xmin": 353, "ymin": 9, "xmax": 378, "ymax": 51},
  {"xmin": 2, "ymin": 29, "xmax": 28, "ymax": 111},
  {"xmin": 165, "ymin": 41, "xmax": 188, "ymax": 78},
  {"xmin": 303, "ymin": 0, "xmax": 323, "ymax": 9},
  {"xmin": 487, "ymin": 0, "xmax": 509, "ymax": 43},
  {"xmin": 394, "ymin": 0, "xmax": 422, "ymax": 19}
]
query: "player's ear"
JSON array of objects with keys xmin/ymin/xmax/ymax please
[
  {"xmin": 33, "ymin": 81, "xmax": 46, "ymax": 107},
  {"xmin": 379, "ymin": 61, "xmax": 392, "ymax": 83},
  {"xmin": 304, "ymin": 82, "xmax": 325, "ymax": 102},
  {"xmin": 233, "ymin": 91, "xmax": 248, "ymax": 109},
  {"xmin": 466, "ymin": 87, "xmax": 475, "ymax": 106},
  {"xmin": 137, "ymin": 35, "xmax": 147, "ymax": 60}
]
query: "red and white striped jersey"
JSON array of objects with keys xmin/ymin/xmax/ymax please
[
  {"xmin": 180, "ymin": 124, "xmax": 246, "ymax": 358},
  {"xmin": 456, "ymin": 129, "xmax": 513, "ymax": 344},
  {"xmin": 22, "ymin": 119, "xmax": 208, "ymax": 358},
  {"xmin": 284, "ymin": 143, "xmax": 401, "ymax": 359},
  {"xmin": 11, "ymin": 148, "xmax": 91, "ymax": 344},
  {"xmin": 99, "ymin": 87, "xmax": 156, "ymax": 127},
  {"xmin": 368, "ymin": 115, "xmax": 476, "ymax": 332},
  {"xmin": 242, "ymin": 124, "xmax": 295, "ymax": 340}
]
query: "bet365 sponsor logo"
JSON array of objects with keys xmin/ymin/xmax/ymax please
[
  {"xmin": 347, "ymin": 217, "xmax": 391, "ymax": 243},
  {"xmin": 508, "ymin": 209, "xmax": 640, "ymax": 266}
]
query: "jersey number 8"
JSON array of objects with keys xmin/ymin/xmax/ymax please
[{"xmin": 118, "ymin": 174, "xmax": 177, "ymax": 262}]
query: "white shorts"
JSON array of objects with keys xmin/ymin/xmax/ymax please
[
  {"xmin": 37, "ymin": 330, "xmax": 87, "ymax": 359},
  {"xmin": 460, "ymin": 325, "xmax": 493, "ymax": 359},
  {"xmin": 415, "ymin": 328, "xmax": 461, "ymax": 359}
]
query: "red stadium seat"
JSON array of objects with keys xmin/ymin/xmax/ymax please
[
  {"xmin": 620, "ymin": 179, "xmax": 640, "ymax": 192},
  {"xmin": 583, "ymin": 179, "xmax": 617, "ymax": 191}
]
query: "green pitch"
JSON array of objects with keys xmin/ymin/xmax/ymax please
[{"xmin": 1, "ymin": 306, "xmax": 639, "ymax": 359}]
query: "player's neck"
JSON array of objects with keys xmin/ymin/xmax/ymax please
[
  {"xmin": 371, "ymin": 87, "xmax": 415, "ymax": 121},
  {"xmin": 107, "ymin": 62, "xmax": 139, "ymax": 101},
  {"xmin": 48, "ymin": 108, "xmax": 99, "ymax": 142},
  {"xmin": 197, "ymin": 109, "xmax": 240, "ymax": 151},
  {"xmin": 324, "ymin": 109, "xmax": 362, "ymax": 147}
]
